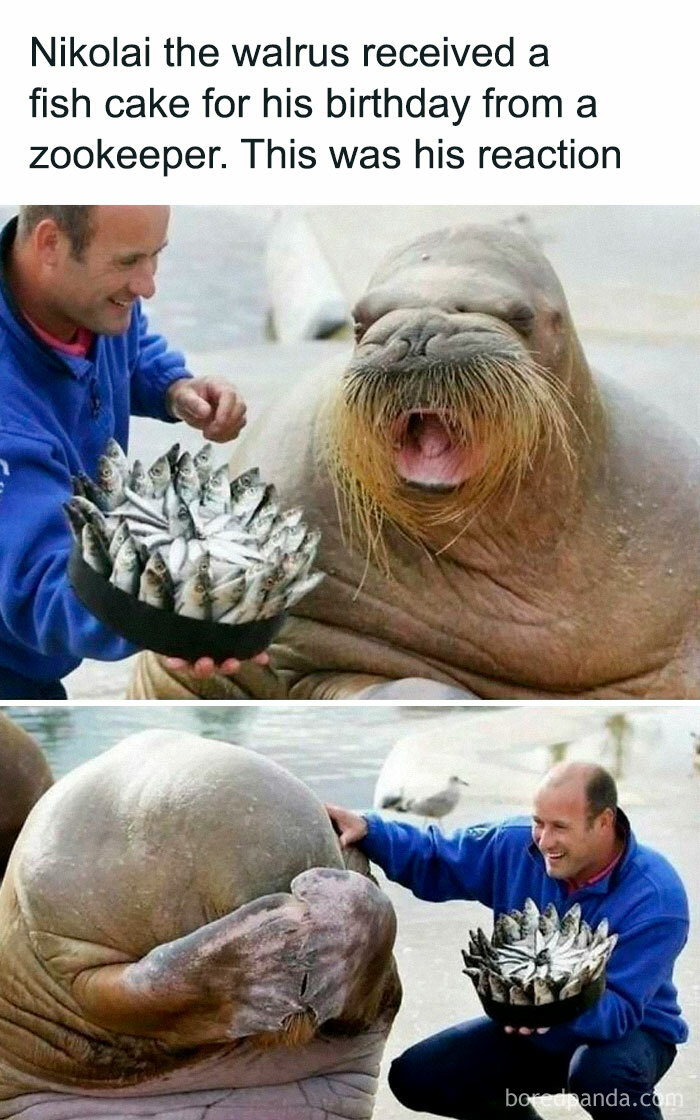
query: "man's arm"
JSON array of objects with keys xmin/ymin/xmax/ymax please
[
  {"xmin": 559, "ymin": 915, "xmax": 688, "ymax": 1043},
  {"xmin": 129, "ymin": 305, "xmax": 247, "ymax": 442},
  {"xmin": 128, "ymin": 303, "xmax": 191, "ymax": 422},
  {"xmin": 327, "ymin": 805, "xmax": 501, "ymax": 906},
  {"xmin": 0, "ymin": 429, "xmax": 135, "ymax": 665}
]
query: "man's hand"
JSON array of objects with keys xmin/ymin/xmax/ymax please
[
  {"xmin": 326, "ymin": 804, "xmax": 369, "ymax": 849},
  {"xmin": 166, "ymin": 377, "xmax": 247, "ymax": 442},
  {"xmin": 504, "ymin": 1026, "xmax": 550, "ymax": 1036},
  {"xmin": 163, "ymin": 652, "xmax": 269, "ymax": 678}
]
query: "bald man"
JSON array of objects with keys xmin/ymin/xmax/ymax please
[
  {"xmin": 327, "ymin": 763, "xmax": 689, "ymax": 1120},
  {"xmin": 0, "ymin": 206, "xmax": 265, "ymax": 699}
]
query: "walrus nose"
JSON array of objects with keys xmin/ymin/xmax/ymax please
[
  {"xmin": 397, "ymin": 315, "xmax": 451, "ymax": 357},
  {"xmin": 391, "ymin": 311, "xmax": 505, "ymax": 359}
]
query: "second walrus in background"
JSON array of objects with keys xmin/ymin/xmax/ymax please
[{"xmin": 131, "ymin": 223, "xmax": 699, "ymax": 700}]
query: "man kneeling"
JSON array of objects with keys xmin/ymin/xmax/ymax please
[{"xmin": 327, "ymin": 762, "xmax": 688, "ymax": 1120}]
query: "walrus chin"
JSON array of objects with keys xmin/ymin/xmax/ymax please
[{"xmin": 321, "ymin": 350, "xmax": 576, "ymax": 561}]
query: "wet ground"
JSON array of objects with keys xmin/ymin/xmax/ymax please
[{"xmin": 3, "ymin": 703, "xmax": 699, "ymax": 1119}]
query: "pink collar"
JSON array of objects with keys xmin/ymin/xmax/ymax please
[
  {"xmin": 566, "ymin": 846, "xmax": 624, "ymax": 894},
  {"xmin": 24, "ymin": 311, "xmax": 94, "ymax": 358}
]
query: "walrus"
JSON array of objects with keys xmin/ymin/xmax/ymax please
[
  {"xmin": 0, "ymin": 729, "xmax": 400, "ymax": 1118},
  {"xmin": 129, "ymin": 223, "xmax": 699, "ymax": 700},
  {"xmin": 0, "ymin": 711, "xmax": 52, "ymax": 875}
]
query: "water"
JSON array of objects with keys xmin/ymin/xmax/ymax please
[{"xmin": 2, "ymin": 703, "xmax": 471, "ymax": 808}]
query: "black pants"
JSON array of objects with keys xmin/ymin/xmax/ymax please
[
  {"xmin": 0, "ymin": 667, "xmax": 67, "ymax": 699},
  {"xmin": 389, "ymin": 1017, "xmax": 677, "ymax": 1120}
]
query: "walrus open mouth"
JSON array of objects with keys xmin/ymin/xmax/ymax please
[
  {"xmin": 392, "ymin": 411, "xmax": 485, "ymax": 489},
  {"xmin": 322, "ymin": 351, "xmax": 575, "ymax": 555}
]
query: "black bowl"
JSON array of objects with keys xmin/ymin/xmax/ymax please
[
  {"xmin": 69, "ymin": 547, "xmax": 287, "ymax": 662},
  {"xmin": 473, "ymin": 972, "xmax": 605, "ymax": 1029}
]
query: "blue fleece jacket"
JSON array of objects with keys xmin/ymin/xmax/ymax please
[
  {"xmin": 0, "ymin": 217, "xmax": 190, "ymax": 684},
  {"xmin": 361, "ymin": 810, "xmax": 689, "ymax": 1047}
]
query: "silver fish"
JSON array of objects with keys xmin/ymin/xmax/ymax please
[
  {"xmin": 227, "ymin": 564, "xmax": 269, "ymax": 624},
  {"xmin": 533, "ymin": 978, "xmax": 556, "ymax": 1005},
  {"xmin": 230, "ymin": 483, "xmax": 267, "ymax": 526},
  {"xmin": 559, "ymin": 975, "xmax": 584, "ymax": 1000},
  {"xmin": 117, "ymin": 489, "xmax": 168, "ymax": 527},
  {"xmin": 73, "ymin": 472, "xmax": 104, "ymax": 507},
  {"xmin": 68, "ymin": 496, "xmax": 114, "ymax": 543},
  {"xmin": 299, "ymin": 527, "xmax": 322, "ymax": 562},
  {"xmin": 138, "ymin": 552, "xmax": 174, "ymax": 609},
  {"xmin": 128, "ymin": 459, "xmax": 153, "ymax": 498},
  {"xmin": 560, "ymin": 904, "xmax": 582, "ymax": 939},
  {"xmin": 176, "ymin": 553, "xmax": 213, "ymax": 620},
  {"xmin": 509, "ymin": 983, "xmax": 531, "ymax": 1006},
  {"xmin": 95, "ymin": 457, "xmax": 125, "ymax": 512},
  {"xmin": 108, "ymin": 519, "xmax": 131, "ymax": 561},
  {"xmin": 168, "ymin": 498, "xmax": 197, "ymax": 540},
  {"xmin": 210, "ymin": 574, "xmax": 246, "ymax": 622},
  {"xmin": 81, "ymin": 524, "xmax": 111, "ymax": 576},
  {"xmin": 230, "ymin": 467, "xmax": 261, "ymax": 500},
  {"xmin": 193, "ymin": 442, "xmax": 213, "ymax": 485},
  {"xmin": 199, "ymin": 512, "xmax": 247, "ymax": 540},
  {"xmin": 78, "ymin": 444, "xmax": 324, "ymax": 626},
  {"xmin": 200, "ymin": 465, "xmax": 231, "ymax": 514},
  {"xmin": 139, "ymin": 531, "xmax": 173, "ymax": 551},
  {"xmin": 64, "ymin": 500, "xmax": 88, "ymax": 542},
  {"xmin": 174, "ymin": 451, "xmax": 201, "ymax": 504},
  {"xmin": 104, "ymin": 438, "xmax": 129, "ymax": 480},
  {"xmin": 206, "ymin": 538, "xmax": 263, "ymax": 567},
  {"xmin": 247, "ymin": 504, "xmax": 278, "ymax": 544},
  {"xmin": 284, "ymin": 570, "xmax": 325, "ymax": 608},
  {"xmin": 278, "ymin": 551, "xmax": 308, "ymax": 587},
  {"xmin": 493, "ymin": 914, "xmax": 521, "ymax": 947},
  {"xmin": 109, "ymin": 536, "xmax": 142, "ymax": 595},
  {"xmin": 165, "ymin": 442, "xmax": 180, "ymax": 471},
  {"xmin": 148, "ymin": 454, "xmax": 172, "ymax": 498},
  {"xmin": 272, "ymin": 506, "xmax": 305, "ymax": 531},
  {"xmin": 487, "ymin": 973, "xmax": 509, "ymax": 1003},
  {"xmin": 165, "ymin": 536, "xmax": 188, "ymax": 579}
]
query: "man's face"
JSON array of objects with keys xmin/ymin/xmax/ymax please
[
  {"xmin": 531, "ymin": 781, "xmax": 611, "ymax": 883},
  {"xmin": 45, "ymin": 206, "xmax": 170, "ymax": 336}
]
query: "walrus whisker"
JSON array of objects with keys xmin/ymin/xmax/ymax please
[{"xmin": 322, "ymin": 348, "xmax": 579, "ymax": 561}]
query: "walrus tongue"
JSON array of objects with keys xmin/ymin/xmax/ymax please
[
  {"xmin": 412, "ymin": 414, "xmax": 452, "ymax": 458},
  {"xmin": 395, "ymin": 412, "xmax": 474, "ymax": 488}
]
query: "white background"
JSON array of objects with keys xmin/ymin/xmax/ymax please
[{"xmin": 0, "ymin": 0, "xmax": 697, "ymax": 203}]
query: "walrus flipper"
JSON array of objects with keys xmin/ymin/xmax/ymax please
[{"xmin": 69, "ymin": 868, "xmax": 397, "ymax": 1046}]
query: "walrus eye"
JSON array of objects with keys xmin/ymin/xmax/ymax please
[
  {"xmin": 506, "ymin": 304, "xmax": 535, "ymax": 334},
  {"xmin": 353, "ymin": 320, "xmax": 366, "ymax": 342}
]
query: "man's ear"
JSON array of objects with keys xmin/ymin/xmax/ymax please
[{"xmin": 33, "ymin": 219, "xmax": 65, "ymax": 267}]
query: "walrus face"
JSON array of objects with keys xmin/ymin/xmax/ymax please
[{"xmin": 323, "ymin": 225, "xmax": 576, "ymax": 548}]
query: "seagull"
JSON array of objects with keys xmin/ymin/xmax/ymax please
[{"xmin": 378, "ymin": 775, "xmax": 470, "ymax": 827}]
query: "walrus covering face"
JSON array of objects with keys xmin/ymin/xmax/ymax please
[
  {"xmin": 323, "ymin": 225, "xmax": 578, "ymax": 553},
  {"xmin": 0, "ymin": 731, "xmax": 400, "ymax": 1118},
  {"xmin": 129, "ymin": 223, "xmax": 699, "ymax": 701}
]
